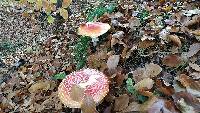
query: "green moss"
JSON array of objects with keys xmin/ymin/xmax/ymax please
[
  {"xmin": 74, "ymin": 36, "xmax": 91, "ymax": 69},
  {"xmin": 86, "ymin": 3, "xmax": 116, "ymax": 22}
]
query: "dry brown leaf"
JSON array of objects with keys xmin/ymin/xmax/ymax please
[
  {"xmin": 144, "ymin": 63, "xmax": 162, "ymax": 78},
  {"xmin": 138, "ymin": 40, "xmax": 155, "ymax": 48},
  {"xmin": 190, "ymin": 72, "xmax": 200, "ymax": 79},
  {"xmin": 162, "ymin": 54, "xmax": 182, "ymax": 67},
  {"xmin": 186, "ymin": 43, "xmax": 200, "ymax": 58},
  {"xmin": 134, "ymin": 78, "xmax": 154, "ymax": 90},
  {"xmin": 131, "ymin": 67, "xmax": 146, "ymax": 83},
  {"xmin": 81, "ymin": 95, "xmax": 99, "ymax": 113},
  {"xmin": 148, "ymin": 99, "xmax": 179, "ymax": 113},
  {"xmin": 155, "ymin": 79, "xmax": 175, "ymax": 96},
  {"xmin": 28, "ymin": 81, "xmax": 52, "ymax": 93},
  {"xmin": 70, "ymin": 85, "xmax": 85, "ymax": 102},
  {"xmin": 114, "ymin": 69, "xmax": 126, "ymax": 86},
  {"xmin": 173, "ymin": 91, "xmax": 200, "ymax": 113},
  {"xmin": 190, "ymin": 30, "xmax": 200, "ymax": 36},
  {"xmin": 62, "ymin": 0, "xmax": 72, "ymax": 8},
  {"xmin": 114, "ymin": 94, "xmax": 129, "ymax": 111},
  {"xmin": 178, "ymin": 74, "xmax": 200, "ymax": 97},
  {"xmin": 131, "ymin": 63, "xmax": 161, "ymax": 84},
  {"xmin": 189, "ymin": 63, "xmax": 200, "ymax": 72},
  {"xmin": 107, "ymin": 55, "xmax": 120, "ymax": 70},
  {"xmin": 140, "ymin": 96, "xmax": 158, "ymax": 112},
  {"xmin": 110, "ymin": 37, "xmax": 118, "ymax": 48},
  {"xmin": 119, "ymin": 102, "xmax": 140, "ymax": 113},
  {"xmin": 168, "ymin": 35, "xmax": 182, "ymax": 47}
]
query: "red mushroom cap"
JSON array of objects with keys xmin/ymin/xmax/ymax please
[
  {"xmin": 58, "ymin": 68, "xmax": 109, "ymax": 108},
  {"xmin": 78, "ymin": 22, "xmax": 111, "ymax": 38}
]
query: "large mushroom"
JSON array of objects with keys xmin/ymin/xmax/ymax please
[
  {"xmin": 58, "ymin": 68, "xmax": 109, "ymax": 112},
  {"xmin": 78, "ymin": 22, "xmax": 111, "ymax": 46}
]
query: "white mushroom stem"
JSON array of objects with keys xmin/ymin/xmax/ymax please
[{"xmin": 91, "ymin": 37, "xmax": 99, "ymax": 46}]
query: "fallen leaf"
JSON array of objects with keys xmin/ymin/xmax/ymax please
[
  {"xmin": 134, "ymin": 78, "xmax": 154, "ymax": 90},
  {"xmin": 81, "ymin": 95, "xmax": 99, "ymax": 113},
  {"xmin": 148, "ymin": 99, "xmax": 179, "ymax": 113},
  {"xmin": 168, "ymin": 35, "xmax": 182, "ymax": 47},
  {"xmin": 28, "ymin": 81, "xmax": 52, "ymax": 93},
  {"xmin": 186, "ymin": 43, "xmax": 200, "ymax": 58},
  {"xmin": 120, "ymin": 102, "xmax": 140, "ymax": 113},
  {"xmin": 139, "ymin": 96, "xmax": 158, "ymax": 112},
  {"xmin": 62, "ymin": 0, "xmax": 72, "ymax": 8},
  {"xmin": 144, "ymin": 63, "xmax": 162, "ymax": 78},
  {"xmin": 155, "ymin": 79, "xmax": 175, "ymax": 96},
  {"xmin": 114, "ymin": 94, "xmax": 129, "ymax": 111},
  {"xmin": 114, "ymin": 69, "xmax": 126, "ymax": 86},
  {"xmin": 70, "ymin": 85, "xmax": 85, "ymax": 102},
  {"xmin": 173, "ymin": 91, "xmax": 200, "ymax": 113},
  {"xmin": 47, "ymin": 15, "xmax": 55, "ymax": 24},
  {"xmin": 59, "ymin": 8, "xmax": 68, "ymax": 20},
  {"xmin": 107, "ymin": 55, "xmax": 120, "ymax": 70},
  {"xmin": 178, "ymin": 74, "xmax": 200, "ymax": 97},
  {"xmin": 52, "ymin": 72, "xmax": 66, "ymax": 80},
  {"xmin": 138, "ymin": 40, "xmax": 155, "ymax": 48},
  {"xmin": 162, "ymin": 54, "xmax": 182, "ymax": 67},
  {"xmin": 189, "ymin": 72, "xmax": 200, "ymax": 79},
  {"xmin": 131, "ymin": 63, "xmax": 162, "ymax": 83},
  {"xmin": 189, "ymin": 63, "xmax": 200, "ymax": 72}
]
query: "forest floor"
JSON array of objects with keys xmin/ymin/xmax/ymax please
[{"xmin": 0, "ymin": 0, "xmax": 200, "ymax": 113}]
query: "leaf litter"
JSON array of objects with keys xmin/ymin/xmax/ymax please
[{"xmin": 1, "ymin": 0, "xmax": 200, "ymax": 113}]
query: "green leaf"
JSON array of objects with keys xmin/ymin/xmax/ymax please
[
  {"xmin": 137, "ymin": 95, "xmax": 148, "ymax": 104},
  {"xmin": 52, "ymin": 72, "xmax": 66, "ymax": 79},
  {"xmin": 50, "ymin": 0, "xmax": 57, "ymax": 4},
  {"xmin": 126, "ymin": 78, "xmax": 135, "ymax": 94},
  {"xmin": 47, "ymin": 15, "xmax": 55, "ymax": 24}
]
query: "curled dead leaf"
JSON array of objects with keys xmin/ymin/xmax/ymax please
[{"xmin": 168, "ymin": 35, "xmax": 182, "ymax": 47}]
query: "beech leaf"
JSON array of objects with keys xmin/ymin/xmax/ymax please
[
  {"xmin": 81, "ymin": 95, "xmax": 99, "ymax": 113},
  {"xmin": 60, "ymin": 8, "xmax": 68, "ymax": 20}
]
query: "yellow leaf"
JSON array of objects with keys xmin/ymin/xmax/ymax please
[
  {"xmin": 47, "ymin": 15, "xmax": 55, "ymax": 24},
  {"xmin": 60, "ymin": 8, "xmax": 68, "ymax": 20},
  {"xmin": 62, "ymin": 0, "xmax": 72, "ymax": 8},
  {"xmin": 50, "ymin": 0, "xmax": 57, "ymax": 4},
  {"xmin": 20, "ymin": 0, "xmax": 27, "ymax": 4},
  {"xmin": 35, "ymin": 0, "xmax": 42, "ymax": 11}
]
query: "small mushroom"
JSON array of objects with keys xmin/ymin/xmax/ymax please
[
  {"xmin": 78, "ymin": 22, "xmax": 111, "ymax": 46},
  {"xmin": 58, "ymin": 68, "xmax": 109, "ymax": 111}
]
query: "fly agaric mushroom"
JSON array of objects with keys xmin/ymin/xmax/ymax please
[
  {"xmin": 78, "ymin": 22, "xmax": 111, "ymax": 46},
  {"xmin": 58, "ymin": 68, "xmax": 109, "ymax": 109}
]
